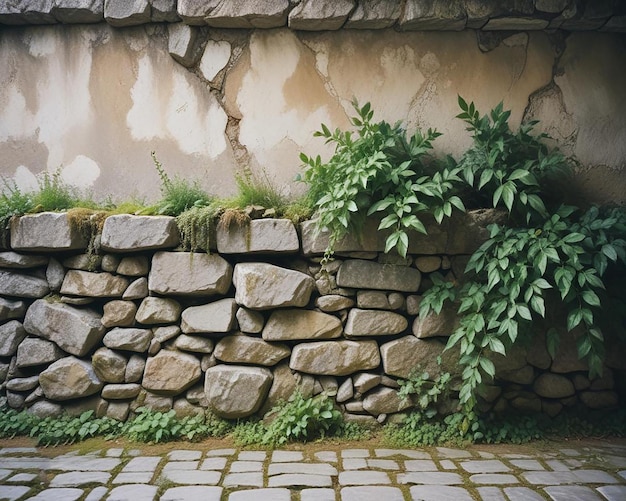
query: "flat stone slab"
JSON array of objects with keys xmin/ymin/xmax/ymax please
[
  {"xmin": 229, "ymin": 488, "xmax": 291, "ymax": 501},
  {"xmin": 268, "ymin": 463, "xmax": 337, "ymax": 476},
  {"xmin": 100, "ymin": 215, "xmax": 179, "ymax": 251},
  {"xmin": 460, "ymin": 460, "xmax": 511, "ymax": 473},
  {"xmin": 339, "ymin": 471, "xmax": 391, "ymax": 485},
  {"xmin": 161, "ymin": 470, "xmax": 221, "ymax": 485},
  {"xmin": 337, "ymin": 259, "xmax": 421, "ymax": 292},
  {"xmin": 161, "ymin": 486, "xmax": 223, "ymax": 501},
  {"xmin": 543, "ymin": 485, "xmax": 603, "ymax": 500},
  {"xmin": 470, "ymin": 473, "xmax": 519, "ymax": 484},
  {"xmin": 11, "ymin": 213, "xmax": 87, "ymax": 251},
  {"xmin": 222, "ymin": 472, "xmax": 264, "ymax": 487},
  {"xmin": 216, "ymin": 218, "xmax": 299, "ymax": 254},
  {"xmin": 341, "ymin": 486, "xmax": 405, "ymax": 501},
  {"xmin": 49, "ymin": 471, "xmax": 111, "ymax": 487},
  {"xmin": 410, "ymin": 485, "xmax": 474, "ymax": 501},
  {"xmin": 268, "ymin": 474, "xmax": 333, "ymax": 487},
  {"xmin": 398, "ymin": 472, "xmax": 464, "ymax": 485},
  {"xmin": 28, "ymin": 488, "xmax": 83, "ymax": 500},
  {"xmin": 106, "ymin": 484, "xmax": 158, "ymax": 501}
]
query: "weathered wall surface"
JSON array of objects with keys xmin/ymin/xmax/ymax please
[
  {"xmin": 0, "ymin": 1, "xmax": 625, "ymax": 205},
  {"xmin": 1, "ymin": 213, "xmax": 624, "ymax": 421}
]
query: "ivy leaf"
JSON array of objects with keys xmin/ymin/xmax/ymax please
[
  {"xmin": 581, "ymin": 290, "xmax": 601, "ymax": 307},
  {"xmin": 517, "ymin": 304, "xmax": 532, "ymax": 321}
]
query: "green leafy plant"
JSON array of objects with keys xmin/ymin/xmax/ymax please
[
  {"xmin": 397, "ymin": 368, "xmax": 452, "ymax": 418},
  {"xmin": 121, "ymin": 407, "xmax": 182, "ymax": 443},
  {"xmin": 0, "ymin": 180, "xmax": 34, "ymax": 246},
  {"xmin": 176, "ymin": 204, "xmax": 222, "ymax": 253},
  {"xmin": 300, "ymin": 99, "xmax": 465, "ymax": 259}
]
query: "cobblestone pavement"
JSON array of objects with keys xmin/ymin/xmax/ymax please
[{"xmin": 0, "ymin": 440, "xmax": 625, "ymax": 500}]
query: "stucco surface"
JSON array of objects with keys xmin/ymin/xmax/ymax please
[{"xmin": 0, "ymin": 25, "xmax": 624, "ymax": 204}]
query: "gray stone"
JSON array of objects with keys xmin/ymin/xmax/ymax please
[
  {"xmin": 414, "ymin": 256, "xmax": 442, "ymax": 273},
  {"xmin": 214, "ymin": 335, "xmax": 290, "ymax": 366},
  {"xmin": 153, "ymin": 325, "xmax": 180, "ymax": 343},
  {"xmin": 357, "ymin": 291, "xmax": 390, "ymax": 310},
  {"xmin": 101, "ymin": 215, "xmax": 179, "ymax": 251},
  {"xmin": 92, "ymin": 348, "xmax": 127, "ymax": 383},
  {"xmin": 0, "ymin": 321, "xmax": 27, "ymax": 357},
  {"xmin": 102, "ymin": 383, "xmax": 141, "ymax": 399},
  {"xmin": 0, "ymin": 251, "xmax": 47, "ymax": 268},
  {"xmin": 290, "ymin": 340, "xmax": 380, "ymax": 376},
  {"xmin": 149, "ymin": 252, "xmax": 232, "ymax": 296},
  {"xmin": 337, "ymin": 260, "xmax": 421, "ymax": 292},
  {"xmin": 380, "ymin": 335, "xmax": 453, "ymax": 379},
  {"xmin": 341, "ymin": 486, "xmax": 403, "ymax": 500},
  {"xmin": 123, "ymin": 277, "xmax": 149, "ymax": 299},
  {"xmin": 150, "ymin": 0, "xmax": 178, "ymax": 22},
  {"xmin": 27, "ymin": 399, "xmax": 63, "ymax": 418},
  {"xmin": 11, "ymin": 213, "xmax": 87, "ymax": 251},
  {"xmin": 125, "ymin": 354, "xmax": 145, "ymax": 383},
  {"xmin": 175, "ymin": 334, "xmax": 214, "ymax": 354},
  {"xmin": 483, "ymin": 17, "xmax": 549, "ymax": 30},
  {"xmin": 60, "ymin": 296, "xmax": 94, "ymax": 306},
  {"xmin": 345, "ymin": 0, "xmax": 401, "ymax": 29},
  {"xmin": 363, "ymin": 387, "xmax": 412, "ymax": 415},
  {"xmin": 60, "ymin": 270, "xmax": 129, "ymax": 297},
  {"xmin": 142, "ymin": 350, "xmax": 201, "ymax": 395},
  {"xmin": 399, "ymin": 0, "xmax": 466, "ymax": 31},
  {"xmin": 337, "ymin": 378, "xmax": 354, "ymax": 403},
  {"xmin": 23, "ymin": 300, "xmax": 105, "ymax": 357},
  {"xmin": 102, "ymin": 300, "xmax": 137, "ymax": 328},
  {"xmin": 534, "ymin": 373, "xmax": 575, "ymax": 399},
  {"xmin": 106, "ymin": 484, "xmax": 157, "ymax": 500},
  {"xmin": 45, "ymin": 257, "xmax": 64, "ymax": 292},
  {"xmin": 353, "ymin": 373, "xmax": 381, "ymax": 394},
  {"xmin": 117, "ymin": 256, "xmax": 149, "ymax": 276},
  {"xmin": 233, "ymin": 263, "xmax": 315, "ymax": 310},
  {"xmin": 181, "ymin": 298, "xmax": 237, "ymax": 334},
  {"xmin": 413, "ymin": 303, "xmax": 459, "ymax": 338},
  {"xmin": 345, "ymin": 309, "xmax": 407, "ymax": 337},
  {"xmin": 28, "ymin": 488, "xmax": 84, "ymax": 501},
  {"xmin": 50, "ymin": 471, "xmax": 111, "ymax": 487},
  {"xmin": 101, "ymin": 254, "xmax": 120, "ymax": 273},
  {"xmin": 579, "ymin": 390, "xmax": 619, "ymax": 409},
  {"xmin": 289, "ymin": 0, "xmax": 355, "ymax": 31},
  {"xmin": 499, "ymin": 365, "xmax": 535, "ymax": 385},
  {"xmin": 263, "ymin": 309, "xmax": 343, "ymax": 341},
  {"xmin": 260, "ymin": 361, "xmax": 298, "ymax": 415},
  {"xmin": 104, "ymin": 0, "xmax": 151, "ymax": 27},
  {"xmin": 544, "ymin": 486, "xmax": 602, "ymax": 500},
  {"xmin": 161, "ymin": 486, "xmax": 223, "ymax": 501},
  {"xmin": 103, "ymin": 327, "xmax": 152, "ymax": 352},
  {"xmin": 39, "ymin": 357, "xmax": 102, "ymax": 401},
  {"xmin": 217, "ymin": 218, "xmax": 299, "ymax": 254},
  {"xmin": 388, "ymin": 292, "xmax": 404, "ymax": 310},
  {"xmin": 136, "ymin": 297, "xmax": 181, "ymax": 324},
  {"xmin": 52, "ymin": 1, "xmax": 105, "ymax": 23},
  {"xmin": 205, "ymin": 365, "xmax": 272, "ymax": 418},
  {"xmin": 491, "ymin": 343, "xmax": 528, "ymax": 372},
  {"xmin": 16, "ymin": 337, "xmax": 62, "ymax": 367},
  {"xmin": 236, "ymin": 307, "xmax": 265, "ymax": 333},
  {"xmin": 62, "ymin": 253, "xmax": 101, "ymax": 271},
  {"xmin": 0, "ymin": 298, "xmax": 26, "ymax": 321},
  {"xmin": 6, "ymin": 375, "xmax": 39, "ymax": 391},
  {"xmin": 0, "ymin": 270, "xmax": 50, "ymax": 298},
  {"xmin": 201, "ymin": 0, "xmax": 289, "ymax": 28},
  {"xmin": 316, "ymin": 295, "xmax": 355, "ymax": 312}
]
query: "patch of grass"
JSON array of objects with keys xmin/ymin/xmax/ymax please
[
  {"xmin": 228, "ymin": 167, "xmax": 287, "ymax": 213},
  {"xmin": 31, "ymin": 170, "xmax": 83, "ymax": 212},
  {"xmin": 0, "ymin": 179, "xmax": 34, "ymax": 246}
]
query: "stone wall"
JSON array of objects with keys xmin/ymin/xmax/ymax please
[
  {"xmin": 1, "ymin": 212, "xmax": 623, "ymax": 422},
  {"xmin": 1, "ymin": 1, "xmax": 625, "ymax": 206}
]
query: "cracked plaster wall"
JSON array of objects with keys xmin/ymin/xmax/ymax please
[{"xmin": 0, "ymin": 25, "xmax": 624, "ymax": 205}]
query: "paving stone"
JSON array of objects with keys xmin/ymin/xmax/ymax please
[
  {"xmin": 301, "ymin": 488, "xmax": 336, "ymax": 501},
  {"xmin": 405, "ymin": 460, "xmax": 438, "ymax": 471},
  {"xmin": 315, "ymin": 451, "xmax": 338, "ymax": 462},
  {"xmin": 161, "ymin": 470, "xmax": 221, "ymax": 485},
  {"xmin": 206, "ymin": 449, "xmax": 236, "ymax": 457},
  {"xmin": 439, "ymin": 460, "xmax": 456, "ymax": 470},
  {"xmin": 113, "ymin": 472, "xmax": 154, "ymax": 484},
  {"xmin": 168, "ymin": 450, "xmax": 202, "ymax": 461},
  {"xmin": 546, "ymin": 459, "xmax": 571, "ymax": 471},
  {"xmin": 341, "ymin": 486, "xmax": 404, "ymax": 501},
  {"xmin": 0, "ymin": 458, "xmax": 50, "ymax": 470},
  {"xmin": 597, "ymin": 485, "xmax": 626, "ymax": 501},
  {"xmin": 200, "ymin": 457, "xmax": 228, "ymax": 470},
  {"xmin": 271, "ymin": 451, "xmax": 304, "ymax": 462},
  {"xmin": 470, "ymin": 473, "xmax": 519, "ymax": 484},
  {"xmin": 461, "ymin": 460, "xmax": 511, "ymax": 473},
  {"xmin": 619, "ymin": 470, "xmax": 626, "ymax": 481},
  {"xmin": 575, "ymin": 470, "xmax": 621, "ymax": 483},
  {"xmin": 504, "ymin": 487, "xmax": 545, "ymax": 500},
  {"xmin": 49, "ymin": 457, "xmax": 120, "ymax": 471},
  {"xmin": 229, "ymin": 488, "xmax": 291, "ymax": 501},
  {"xmin": 479, "ymin": 451, "xmax": 496, "ymax": 459},
  {"xmin": 85, "ymin": 486, "xmax": 108, "ymax": 501},
  {"xmin": 365, "ymin": 459, "xmax": 399, "ymax": 470},
  {"xmin": 544, "ymin": 485, "xmax": 602, "ymax": 500},
  {"xmin": 161, "ymin": 486, "xmax": 223, "ymax": 501},
  {"xmin": 524, "ymin": 470, "xmax": 620, "ymax": 484},
  {"xmin": 398, "ymin": 472, "xmax": 463, "ymax": 485},
  {"xmin": 341, "ymin": 449, "xmax": 370, "ymax": 458},
  {"xmin": 238, "ymin": 451, "xmax": 267, "ymax": 461},
  {"xmin": 0, "ymin": 485, "xmax": 30, "ymax": 500},
  {"xmin": 436, "ymin": 447, "xmax": 472, "ymax": 458},
  {"xmin": 107, "ymin": 484, "xmax": 158, "ymax": 501},
  {"xmin": 0, "ymin": 447, "xmax": 38, "ymax": 455},
  {"xmin": 222, "ymin": 472, "xmax": 264, "ymax": 487},
  {"xmin": 342, "ymin": 459, "xmax": 367, "ymax": 470},
  {"xmin": 268, "ymin": 463, "xmax": 337, "ymax": 476},
  {"xmin": 268, "ymin": 474, "xmax": 333, "ymax": 487},
  {"xmin": 123, "ymin": 457, "xmax": 162, "ymax": 472},
  {"xmin": 409, "ymin": 485, "xmax": 473, "ymax": 501},
  {"xmin": 162, "ymin": 461, "xmax": 200, "ymax": 472},
  {"xmin": 509, "ymin": 459, "xmax": 545, "ymax": 470},
  {"xmin": 230, "ymin": 461, "xmax": 264, "ymax": 473},
  {"xmin": 477, "ymin": 487, "xmax": 506, "ymax": 501},
  {"xmin": 106, "ymin": 448, "xmax": 124, "ymax": 457},
  {"xmin": 50, "ymin": 471, "xmax": 111, "ymax": 486},
  {"xmin": 6, "ymin": 472, "xmax": 36, "ymax": 482},
  {"xmin": 339, "ymin": 471, "xmax": 391, "ymax": 485},
  {"xmin": 559, "ymin": 448, "xmax": 582, "ymax": 456},
  {"xmin": 28, "ymin": 488, "xmax": 84, "ymax": 500},
  {"xmin": 375, "ymin": 449, "xmax": 431, "ymax": 459}
]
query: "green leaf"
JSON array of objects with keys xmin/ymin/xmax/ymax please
[
  {"xmin": 488, "ymin": 338, "xmax": 506, "ymax": 356},
  {"xmin": 530, "ymin": 295, "xmax": 545, "ymax": 317},
  {"xmin": 581, "ymin": 290, "xmax": 601, "ymax": 307},
  {"xmin": 517, "ymin": 304, "xmax": 532, "ymax": 321},
  {"xmin": 567, "ymin": 309, "xmax": 583, "ymax": 331},
  {"xmin": 602, "ymin": 244, "xmax": 618, "ymax": 261},
  {"xmin": 479, "ymin": 357, "xmax": 496, "ymax": 378}
]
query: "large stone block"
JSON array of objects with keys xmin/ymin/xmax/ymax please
[
  {"xmin": 0, "ymin": 270, "xmax": 50, "ymax": 298},
  {"xmin": 262, "ymin": 309, "xmax": 343, "ymax": 341},
  {"xmin": 0, "ymin": 251, "xmax": 47, "ymax": 268},
  {"xmin": 11, "ymin": 213, "xmax": 87, "ymax": 251},
  {"xmin": 149, "ymin": 252, "xmax": 232, "ymax": 296},
  {"xmin": 61, "ymin": 270, "xmax": 129, "ymax": 297},
  {"xmin": 533, "ymin": 373, "xmax": 575, "ymax": 399},
  {"xmin": 336, "ymin": 260, "xmax": 421, "ymax": 292},
  {"xmin": 52, "ymin": 0, "xmax": 105, "ymax": 23},
  {"xmin": 344, "ymin": 309, "xmax": 408, "ymax": 337},
  {"xmin": 16, "ymin": 337, "xmax": 63, "ymax": 367},
  {"xmin": 204, "ymin": 365, "xmax": 273, "ymax": 418},
  {"xmin": 290, "ymin": 340, "xmax": 380, "ymax": 376},
  {"xmin": 104, "ymin": 0, "xmax": 150, "ymax": 27},
  {"xmin": 214, "ymin": 335, "xmax": 290, "ymax": 366},
  {"xmin": 103, "ymin": 327, "xmax": 153, "ymax": 352},
  {"xmin": 202, "ymin": 0, "xmax": 290, "ymax": 28},
  {"xmin": 412, "ymin": 303, "xmax": 459, "ymax": 338},
  {"xmin": 260, "ymin": 361, "xmax": 298, "ymax": 415},
  {"xmin": 288, "ymin": 0, "xmax": 355, "ymax": 30},
  {"xmin": 180, "ymin": 298, "xmax": 237, "ymax": 334},
  {"xmin": 0, "ymin": 321, "xmax": 27, "ymax": 357},
  {"xmin": 23, "ymin": 300, "xmax": 105, "ymax": 357},
  {"xmin": 39, "ymin": 357, "xmax": 103, "ymax": 401},
  {"xmin": 101, "ymin": 215, "xmax": 179, "ymax": 252},
  {"xmin": 150, "ymin": 0, "xmax": 178, "ymax": 22},
  {"xmin": 380, "ymin": 335, "xmax": 450, "ymax": 379},
  {"xmin": 363, "ymin": 387, "xmax": 413, "ymax": 415},
  {"xmin": 92, "ymin": 347, "xmax": 127, "ymax": 383},
  {"xmin": 233, "ymin": 263, "xmax": 315, "ymax": 310},
  {"xmin": 0, "ymin": 0, "xmax": 56, "ymax": 25},
  {"xmin": 167, "ymin": 23, "xmax": 206, "ymax": 67},
  {"xmin": 216, "ymin": 219, "xmax": 299, "ymax": 254},
  {"xmin": 136, "ymin": 297, "xmax": 181, "ymax": 324},
  {"xmin": 142, "ymin": 350, "xmax": 202, "ymax": 395},
  {"xmin": 345, "ymin": 0, "xmax": 401, "ymax": 29},
  {"xmin": 399, "ymin": 0, "xmax": 467, "ymax": 31}
]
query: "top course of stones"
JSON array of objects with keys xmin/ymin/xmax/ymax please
[{"xmin": 0, "ymin": 1, "xmax": 624, "ymax": 32}]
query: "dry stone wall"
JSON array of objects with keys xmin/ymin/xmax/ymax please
[{"xmin": 0, "ymin": 212, "xmax": 624, "ymax": 422}]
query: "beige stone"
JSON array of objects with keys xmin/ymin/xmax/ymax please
[
  {"xmin": 260, "ymin": 362, "xmax": 298, "ymax": 415},
  {"xmin": 0, "ymin": 251, "xmax": 47, "ymax": 268},
  {"xmin": 142, "ymin": 350, "xmax": 202, "ymax": 396},
  {"xmin": 356, "ymin": 291, "xmax": 390, "ymax": 310},
  {"xmin": 10, "ymin": 213, "xmax": 87, "ymax": 252},
  {"xmin": 102, "ymin": 383, "xmax": 141, "ymax": 400},
  {"xmin": 399, "ymin": 0, "xmax": 466, "ymax": 31},
  {"xmin": 534, "ymin": 373, "xmax": 575, "ymax": 399},
  {"xmin": 125, "ymin": 354, "xmax": 145, "ymax": 383},
  {"xmin": 346, "ymin": 0, "xmax": 401, "ymax": 29},
  {"xmin": 363, "ymin": 387, "xmax": 412, "ymax": 415},
  {"xmin": 345, "ymin": 309, "xmax": 408, "ymax": 337},
  {"xmin": 174, "ymin": 334, "xmax": 214, "ymax": 354},
  {"xmin": 380, "ymin": 335, "xmax": 456, "ymax": 380},
  {"xmin": 103, "ymin": 327, "xmax": 153, "ymax": 352},
  {"xmin": 136, "ymin": 297, "xmax": 181, "ymax": 324},
  {"xmin": 61, "ymin": 270, "xmax": 129, "ymax": 298},
  {"xmin": 0, "ymin": 321, "xmax": 27, "ymax": 357},
  {"xmin": 39, "ymin": 357, "xmax": 103, "ymax": 401},
  {"xmin": 412, "ymin": 303, "xmax": 459, "ymax": 338},
  {"xmin": 214, "ymin": 335, "xmax": 290, "ymax": 366},
  {"xmin": 290, "ymin": 340, "xmax": 380, "ymax": 376},
  {"xmin": 180, "ymin": 298, "xmax": 237, "ymax": 334},
  {"xmin": 0, "ymin": 270, "xmax": 50, "ymax": 298},
  {"xmin": 216, "ymin": 218, "xmax": 299, "ymax": 254},
  {"xmin": 263, "ymin": 309, "xmax": 342, "ymax": 341},
  {"xmin": 337, "ymin": 260, "xmax": 421, "ymax": 292},
  {"xmin": 92, "ymin": 348, "xmax": 128, "ymax": 383},
  {"xmin": 123, "ymin": 277, "xmax": 149, "ymax": 300},
  {"xmin": 117, "ymin": 256, "xmax": 149, "ymax": 276},
  {"xmin": 316, "ymin": 294, "xmax": 355, "ymax": 312},
  {"xmin": 102, "ymin": 300, "xmax": 137, "ymax": 328},
  {"xmin": 288, "ymin": 0, "xmax": 355, "ymax": 31},
  {"xmin": 16, "ymin": 338, "xmax": 63, "ymax": 368},
  {"xmin": 414, "ymin": 256, "xmax": 442, "ymax": 273},
  {"xmin": 235, "ymin": 307, "xmax": 265, "ymax": 333}
]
